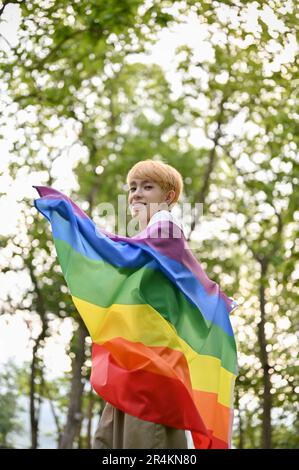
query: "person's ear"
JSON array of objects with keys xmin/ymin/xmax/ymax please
[{"xmin": 165, "ymin": 190, "xmax": 176, "ymax": 205}]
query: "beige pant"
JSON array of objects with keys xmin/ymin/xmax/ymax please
[{"xmin": 93, "ymin": 402, "xmax": 188, "ymax": 449}]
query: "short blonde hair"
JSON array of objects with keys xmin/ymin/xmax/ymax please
[{"xmin": 126, "ymin": 160, "xmax": 183, "ymax": 204}]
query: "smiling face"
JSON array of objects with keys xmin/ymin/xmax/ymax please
[{"xmin": 128, "ymin": 178, "xmax": 175, "ymax": 229}]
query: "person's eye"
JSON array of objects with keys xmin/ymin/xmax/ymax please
[
  {"xmin": 129, "ymin": 187, "xmax": 136, "ymax": 192},
  {"xmin": 144, "ymin": 185, "xmax": 153, "ymax": 190}
]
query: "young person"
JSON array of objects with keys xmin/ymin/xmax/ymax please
[
  {"xmin": 34, "ymin": 159, "xmax": 238, "ymax": 450},
  {"xmin": 93, "ymin": 160, "xmax": 192, "ymax": 449}
]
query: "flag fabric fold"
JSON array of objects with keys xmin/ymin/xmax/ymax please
[{"xmin": 34, "ymin": 185, "xmax": 238, "ymax": 449}]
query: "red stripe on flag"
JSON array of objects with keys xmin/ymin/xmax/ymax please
[{"xmin": 91, "ymin": 342, "xmax": 211, "ymax": 448}]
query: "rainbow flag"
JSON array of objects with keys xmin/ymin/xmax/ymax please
[{"xmin": 34, "ymin": 186, "xmax": 238, "ymax": 449}]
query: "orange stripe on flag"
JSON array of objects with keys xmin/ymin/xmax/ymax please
[
  {"xmin": 101, "ymin": 337, "xmax": 193, "ymax": 391},
  {"xmin": 193, "ymin": 389, "xmax": 231, "ymax": 444}
]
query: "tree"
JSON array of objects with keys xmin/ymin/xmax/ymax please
[
  {"xmin": 1, "ymin": 0, "xmax": 298, "ymax": 448},
  {"xmin": 0, "ymin": 363, "xmax": 24, "ymax": 448}
]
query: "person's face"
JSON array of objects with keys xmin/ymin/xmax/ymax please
[{"xmin": 128, "ymin": 178, "xmax": 175, "ymax": 225}]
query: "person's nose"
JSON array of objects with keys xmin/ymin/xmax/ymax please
[{"xmin": 132, "ymin": 187, "xmax": 143, "ymax": 199}]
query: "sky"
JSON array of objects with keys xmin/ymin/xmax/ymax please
[{"xmin": 0, "ymin": 1, "xmax": 297, "ymax": 447}]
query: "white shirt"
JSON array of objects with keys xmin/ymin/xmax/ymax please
[{"xmin": 147, "ymin": 209, "xmax": 186, "ymax": 237}]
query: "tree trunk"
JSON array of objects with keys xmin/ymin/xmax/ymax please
[
  {"xmin": 28, "ymin": 261, "xmax": 47, "ymax": 449},
  {"xmin": 59, "ymin": 320, "xmax": 88, "ymax": 449},
  {"xmin": 45, "ymin": 383, "xmax": 62, "ymax": 447},
  {"xmin": 257, "ymin": 260, "xmax": 272, "ymax": 448},
  {"xmin": 86, "ymin": 385, "xmax": 95, "ymax": 448},
  {"xmin": 187, "ymin": 97, "xmax": 226, "ymax": 240},
  {"xmin": 235, "ymin": 389, "xmax": 244, "ymax": 449},
  {"xmin": 29, "ymin": 345, "xmax": 39, "ymax": 449}
]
